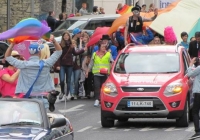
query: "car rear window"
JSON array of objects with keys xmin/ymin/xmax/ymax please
[{"xmin": 114, "ymin": 52, "xmax": 180, "ymax": 74}]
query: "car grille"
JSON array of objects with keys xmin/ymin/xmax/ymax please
[
  {"xmin": 116, "ymin": 97, "xmax": 166, "ymax": 111},
  {"xmin": 121, "ymin": 87, "xmax": 160, "ymax": 92}
]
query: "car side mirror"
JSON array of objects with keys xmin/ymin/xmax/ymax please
[
  {"xmin": 51, "ymin": 118, "xmax": 66, "ymax": 129},
  {"xmin": 100, "ymin": 68, "xmax": 108, "ymax": 75}
]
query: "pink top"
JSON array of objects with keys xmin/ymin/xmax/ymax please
[{"xmin": 0, "ymin": 68, "xmax": 17, "ymax": 97}]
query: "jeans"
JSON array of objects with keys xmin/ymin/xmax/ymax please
[
  {"xmin": 70, "ymin": 69, "xmax": 81, "ymax": 96},
  {"xmin": 59, "ymin": 66, "xmax": 73, "ymax": 95},
  {"xmin": 94, "ymin": 75, "xmax": 107, "ymax": 100},
  {"xmin": 84, "ymin": 72, "xmax": 94, "ymax": 96},
  {"xmin": 193, "ymin": 93, "xmax": 200, "ymax": 133}
]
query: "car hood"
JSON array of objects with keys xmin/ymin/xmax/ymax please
[
  {"xmin": 112, "ymin": 73, "xmax": 180, "ymax": 86},
  {"xmin": 0, "ymin": 127, "xmax": 47, "ymax": 140}
]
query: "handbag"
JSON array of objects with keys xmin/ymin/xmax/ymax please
[{"xmin": 24, "ymin": 60, "xmax": 44, "ymax": 98}]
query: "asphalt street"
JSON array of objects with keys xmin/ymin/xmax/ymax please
[{"xmin": 52, "ymin": 94, "xmax": 196, "ymax": 140}]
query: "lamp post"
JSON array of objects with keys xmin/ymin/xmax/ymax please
[{"xmin": 7, "ymin": 0, "xmax": 10, "ymax": 30}]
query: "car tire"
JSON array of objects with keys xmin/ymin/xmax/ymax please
[
  {"xmin": 101, "ymin": 110, "xmax": 114, "ymax": 128},
  {"xmin": 118, "ymin": 118, "xmax": 129, "ymax": 122},
  {"xmin": 176, "ymin": 99, "xmax": 189, "ymax": 127}
]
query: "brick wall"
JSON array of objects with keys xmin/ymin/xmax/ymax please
[{"xmin": 0, "ymin": 0, "xmax": 73, "ymax": 33}]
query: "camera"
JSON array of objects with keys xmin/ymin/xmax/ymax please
[{"xmin": 194, "ymin": 57, "xmax": 200, "ymax": 67}]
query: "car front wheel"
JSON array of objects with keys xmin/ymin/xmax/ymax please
[
  {"xmin": 176, "ymin": 99, "xmax": 189, "ymax": 127},
  {"xmin": 101, "ymin": 110, "xmax": 114, "ymax": 128}
]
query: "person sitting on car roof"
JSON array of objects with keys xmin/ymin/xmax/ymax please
[
  {"xmin": 0, "ymin": 51, "xmax": 21, "ymax": 98},
  {"xmin": 92, "ymin": 35, "xmax": 118, "ymax": 60}
]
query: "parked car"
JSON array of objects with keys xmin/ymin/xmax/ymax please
[
  {"xmin": 0, "ymin": 98, "xmax": 74, "ymax": 140},
  {"xmin": 100, "ymin": 44, "xmax": 193, "ymax": 128},
  {"xmin": 52, "ymin": 14, "xmax": 120, "ymax": 38}
]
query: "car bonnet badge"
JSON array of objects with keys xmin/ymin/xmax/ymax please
[{"xmin": 137, "ymin": 88, "xmax": 144, "ymax": 91}]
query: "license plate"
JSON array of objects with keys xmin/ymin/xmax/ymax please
[{"xmin": 127, "ymin": 101, "xmax": 153, "ymax": 107}]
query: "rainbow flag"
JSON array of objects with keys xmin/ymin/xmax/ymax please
[{"xmin": 118, "ymin": 5, "xmax": 133, "ymax": 15}]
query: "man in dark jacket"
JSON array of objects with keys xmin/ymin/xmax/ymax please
[
  {"xmin": 188, "ymin": 32, "xmax": 200, "ymax": 59},
  {"xmin": 47, "ymin": 11, "xmax": 57, "ymax": 32}
]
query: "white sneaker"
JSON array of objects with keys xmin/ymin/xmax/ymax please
[
  {"xmin": 94, "ymin": 100, "xmax": 99, "ymax": 107},
  {"xmin": 67, "ymin": 94, "xmax": 71, "ymax": 100}
]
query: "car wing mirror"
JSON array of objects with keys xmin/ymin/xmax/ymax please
[
  {"xmin": 100, "ymin": 68, "xmax": 108, "ymax": 75},
  {"xmin": 51, "ymin": 118, "xmax": 66, "ymax": 129}
]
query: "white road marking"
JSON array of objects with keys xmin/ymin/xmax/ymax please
[
  {"xmin": 139, "ymin": 127, "xmax": 157, "ymax": 131},
  {"xmin": 93, "ymin": 127, "xmax": 101, "ymax": 130},
  {"xmin": 165, "ymin": 127, "xmax": 182, "ymax": 131},
  {"xmin": 124, "ymin": 129, "xmax": 131, "ymax": 131},
  {"xmin": 77, "ymin": 126, "xmax": 92, "ymax": 132},
  {"xmin": 185, "ymin": 127, "xmax": 194, "ymax": 132},
  {"xmin": 110, "ymin": 127, "xmax": 117, "ymax": 130},
  {"xmin": 59, "ymin": 104, "xmax": 85, "ymax": 113}
]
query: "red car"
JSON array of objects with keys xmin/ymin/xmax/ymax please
[{"xmin": 100, "ymin": 44, "xmax": 193, "ymax": 128}]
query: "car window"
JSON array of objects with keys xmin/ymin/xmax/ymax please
[
  {"xmin": 114, "ymin": 52, "xmax": 180, "ymax": 73},
  {"xmin": 0, "ymin": 101, "xmax": 42, "ymax": 126},
  {"xmin": 84, "ymin": 20, "xmax": 104, "ymax": 30},
  {"xmin": 54, "ymin": 20, "xmax": 78, "ymax": 31},
  {"xmin": 182, "ymin": 52, "xmax": 189, "ymax": 74},
  {"xmin": 0, "ymin": 42, "xmax": 9, "ymax": 59},
  {"xmin": 104, "ymin": 20, "xmax": 115, "ymax": 27},
  {"xmin": 67, "ymin": 20, "xmax": 88, "ymax": 30}
]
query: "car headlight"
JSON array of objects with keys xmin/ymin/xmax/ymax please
[
  {"xmin": 102, "ymin": 82, "xmax": 118, "ymax": 96},
  {"xmin": 164, "ymin": 80, "xmax": 182, "ymax": 96}
]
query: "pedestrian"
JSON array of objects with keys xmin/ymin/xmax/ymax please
[
  {"xmin": 188, "ymin": 32, "xmax": 200, "ymax": 59},
  {"xmin": 148, "ymin": 3, "xmax": 155, "ymax": 12},
  {"xmin": 5, "ymin": 35, "xmax": 62, "ymax": 111},
  {"xmin": 179, "ymin": 32, "xmax": 189, "ymax": 50},
  {"xmin": 124, "ymin": 2, "xmax": 158, "ymax": 46},
  {"xmin": 116, "ymin": 3, "xmax": 123, "ymax": 14},
  {"xmin": 0, "ymin": 51, "xmax": 21, "ymax": 98},
  {"xmin": 187, "ymin": 57, "xmax": 200, "ymax": 139},
  {"xmin": 92, "ymin": 6, "xmax": 99, "ymax": 15},
  {"xmin": 99, "ymin": 7, "xmax": 105, "ymax": 14},
  {"xmin": 86, "ymin": 42, "xmax": 114, "ymax": 107},
  {"xmin": 54, "ymin": 13, "xmax": 64, "ymax": 29},
  {"xmin": 58, "ymin": 31, "xmax": 87, "ymax": 100},
  {"xmin": 92, "ymin": 34, "xmax": 118, "ymax": 60},
  {"xmin": 141, "ymin": 4, "xmax": 147, "ymax": 12},
  {"xmin": 46, "ymin": 11, "xmax": 57, "ymax": 32},
  {"xmin": 79, "ymin": 2, "xmax": 89, "ymax": 16}
]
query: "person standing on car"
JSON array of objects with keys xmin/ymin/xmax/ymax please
[
  {"xmin": 5, "ymin": 35, "xmax": 62, "ymax": 110},
  {"xmin": 47, "ymin": 11, "xmax": 57, "ymax": 32},
  {"xmin": 124, "ymin": 1, "xmax": 157, "ymax": 46},
  {"xmin": 86, "ymin": 43, "xmax": 114, "ymax": 107},
  {"xmin": 188, "ymin": 32, "xmax": 200, "ymax": 59},
  {"xmin": 187, "ymin": 57, "xmax": 200, "ymax": 139}
]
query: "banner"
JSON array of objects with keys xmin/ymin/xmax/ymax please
[{"xmin": 160, "ymin": 0, "xmax": 176, "ymax": 8}]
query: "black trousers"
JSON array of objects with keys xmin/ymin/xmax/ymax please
[
  {"xmin": 193, "ymin": 93, "xmax": 200, "ymax": 133},
  {"xmin": 84, "ymin": 72, "xmax": 94, "ymax": 96},
  {"xmin": 94, "ymin": 75, "xmax": 107, "ymax": 100}
]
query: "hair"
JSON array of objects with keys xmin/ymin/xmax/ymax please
[
  {"xmin": 142, "ymin": 4, "xmax": 146, "ymax": 7},
  {"xmin": 190, "ymin": 37, "xmax": 195, "ymax": 41},
  {"xmin": 149, "ymin": 3, "xmax": 154, "ymax": 8},
  {"xmin": 82, "ymin": 32, "xmax": 90, "ymax": 42},
  {"xmin": 59, "ymin": 13, "xmax": 63, "ymax": 20},
  {"xmin": 100, "ymin": 7, "xmax": 104, "ymax": 10},
  {"xmin": 40, "ymin": 44, "xmax": 50, "ymax": 59},
  {"xmin": 49, "ymin": 11, "xmax": 54, "ymax": 16},
  {"xmin": 164, "ymin": 26, "xmax": 177, "ymax": 44},
  {"xmin": 117, "ymin": 3, "xmax": 122, "ymax": 10},
  {"xmin": 93, "ymin": 6, "xmax": 98, "ymax": 12},
  {"xmin": 195, "ymin": 32, "xmax": 200, "ymax": 38},
  {"xmin": 71, "ymin": 39, "xmax": 77, "ymax": 45},
  {"xmin": 180, "ymin": 32, "xmax": 188, "ymax": 38},
  {"xmin": 60, "ymin": 31, "xmax": 73, "ymax": 48}
]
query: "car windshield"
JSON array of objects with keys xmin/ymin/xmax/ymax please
[
  {"xmin": 0, "ymin": 101, "xmax": 42, "ymax": 126},
  {"xmin": 114, "ymin": 52, "xmax": 180, "ymax": 74},
  {"xmin": 55, "ymin": 20, "xmax": 87, "ymax": 31}
]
